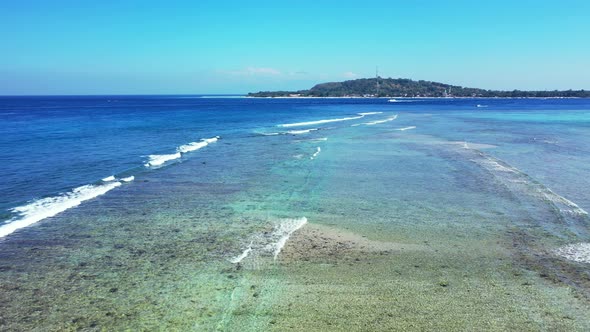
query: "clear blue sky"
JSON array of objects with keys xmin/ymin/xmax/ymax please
[{"xmin": 1, "ymin": 0, "xmax": 589, "ymax": 94}]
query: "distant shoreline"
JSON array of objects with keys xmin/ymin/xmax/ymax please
[
  {"xmin": 247, "ymin": 77, "xmax": 590, "ymax": 98},
  {"xmin": 245, "ymin": 96, "xmax": 588, "ymax": 99}
]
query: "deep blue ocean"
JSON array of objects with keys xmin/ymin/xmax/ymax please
[{"xmin": 1, "ymin": 96, "xmax": 590, "ymax": 330}]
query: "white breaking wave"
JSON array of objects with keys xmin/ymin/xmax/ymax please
[
  {"xmin": 269, "ymin": 217, "xmax": 308, "ymax": 260},
  {"xmin": 229, "ymin": 241, "xmax": 253, "ymax": 263},
  {"xmin": 279, "ymin": 115, "xmax": 363, "ymax": 127},
  {"xmin": 229, "ymin": 217, "xmax": 308, "ymax": 263},
  {"xmin": 278, "ymin": 112, "xmax": 385, "ymax": 128},
  {"xmin": 358, "ymin": 112, "xmax": 383, "ymax": 116},
  {"xmin": 364, "ymin": 114, "xmax": 398, "ymax": 125},
  {"xmin": 121, "ymin": 176, "xmax": 135, "ymax": 182},
  {"xmin": 554, "ymin": 243, "xmax": 590, "ymax": 263},
  {"xmin": 287, "ymin": 129, "xmax": 318, "ymax": 135},
  {"xmin": 177, "ymin": 136, "xmax": 219, "ymax": 153},
  {"xmin": 0, "ymin": 182, "xmax": 122, "ymax": 238},
  {"xmin": 144, "ymin": 152, "xmax": 182, "ymax": 167},
  {"xmin": 310, "ymin": 147, "xmax": 321, "ymax": 160},
  {"xmin": 260, "ymin": 132, "xmax": 280, "ymax": 136},
  {"xmin": 145, "ymin": 136, "xmax": 220, "ymax": 167},
  {"xmin": 395, "ymin": 126, "xmax": 416, "ymax": 131},
  {"xmin": 102, "ymin": 175, "xmax": 116, "ymax": 182}
]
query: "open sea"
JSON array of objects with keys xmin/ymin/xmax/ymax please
[{"xmin": 1, "ymin": 96, "xmax": 590, "ymax": 330}]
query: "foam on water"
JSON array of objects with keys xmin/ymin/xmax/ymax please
[
  {"xmin": 554, "ymin": 243, "xmax": 590, "ymax": 263},
  {"xmin": 278, "ymin": 112, "xmax": 382, "ymax": 127},
  {"xmin": 395, "ymin": 126, "xmax": 416, "ymax": 131},
  {"xmin": 358, "ymin": 112, "xmax": 383, "ymax": 116},
  {"xmin": 145, "ymin": 136, "xmax": 219, "ymax": 167},
  {"xmin": 364, "ymin": 114, "xmax": 398, "ymax": 125},
  {"xmin": 453, "ymin": 141, "xmax": 497, "ymax": 150},
  {"xmin": 177, "ymin": 142, "xmax": 209, "ymax": 153},
  {"xmin": 229, "ymin": 241, "xmax": 253, "ymax": 264},
  {"xmin": 293, "ymin": 137, "xmax": 328, "ymax": 143},
  {"xmin": 228, "ymin": 217, "xmax": 308, "ymax": 263},
  {"xmin": 463, "ymin": 147, "xmax": 588, "ymax": 217},
  {"xmin": 177, "ymin": 136, "xmax": 219, "ymax": 153},
  {"xmin": 0, "ymin": 181, "xmax": 122, "ymax": 238},
  {"xmin": 2, "ymin": 133, "xmax": 220, "ymax": 237},
  {"xmin": 121, "ymin": 176, "xmax": 135, "ymax": 182},
  {"xmin": 279, "ymin": 116, "xmax": 363, "ymax": 127},
  {"xmin": 477, "ymin": 158, "xmax": 519, "ymax": 174},
  {"xmin": 311, "ymin": 147, "xmax": 321, "ymax": 159},
  {"xmin": 287, "ymin": 129, "xmax": 318, "ymax": 135},
  {"xmin": 144, "ymin": 153, "xmax": 182, "ymax": 167},
  {"xmin": 258, "ymin": 129, "xmax": 319, "ymax": 136},
  {"xmin": 542, "ymin": 189, "xmax": 588, "ymax": 216},
  {"xmin": 270, "ymin": 217, "xmax": 308, "ymax": 260},
  {"xmin": 484, "ymin": 160, "xmax": 585, "ymax": 215}
]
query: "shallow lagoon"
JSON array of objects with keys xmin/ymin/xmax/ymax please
[{"xmin": 1, "ymin": 97, "xmax": 589, "ymax": 330}]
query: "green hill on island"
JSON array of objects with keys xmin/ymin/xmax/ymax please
[{"xmin": 248, "ymin": 78, "xmax": 590, "ymax": 98}]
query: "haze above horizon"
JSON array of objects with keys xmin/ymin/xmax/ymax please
[{"xmin": 1, "ymin": 1, "xmax": 589, "ymax": 95}]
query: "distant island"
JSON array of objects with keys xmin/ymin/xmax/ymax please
[{"xmin": 248, "ymin": 77, "xmax": 590, "ymax": 98}]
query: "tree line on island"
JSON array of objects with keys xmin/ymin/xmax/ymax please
[{"xmin": 247, "ymin": 78, "xmax": 590, "ymax": 98}]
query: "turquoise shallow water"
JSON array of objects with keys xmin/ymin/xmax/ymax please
[{"xmin": 1, "ymin": 97, "xmax": 590, "ymax": 330}]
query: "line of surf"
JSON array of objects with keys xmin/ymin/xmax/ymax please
[
  {"xmin": 364, "ymin": 114, "xmax": 398, "ymax": 125},
  {"xmin": 310, "ymin": 147, "xmax": 321, "ymax": 160},
  {"xmin": 358, "ymin": 112, "xmax": 383, "ymax": 116},
  {"xmin": 229, "ymin": 241, "xmax": 253, "ymax": 264},
  {"xmin": 278, "ymin": 112, "xmax": 382, "ymax": 128},
  {"xmin": 228, "ymin": 217, "xmax": 308, "ymax": 263},
  {"xmin": 258, "ymin": 128, "xmax": 319, "ymax": 136},
  {"xmin": 121, "ymin": 176, "xmax": 135, "ymax": 182},
  {"xmin": 272, "ymin": 217, "xmax": 308, "ymax": 260},
  {"xmin": 145, "ymin": 136, "xmax": 220, "ymax": 167},
  {"xmin": 464, "ymin": 148, "xmax": 588, "ymax": 217},
  {"xmin": 177, "ymin": 137, "xmax": 219, "ymax": 153},
  {"xmin": 287, "ymin": 129, "xmax": 318, "ymax": 135},
  {"xmin": 293, "ymin": 137, "xmax": 328, "ymax": 144},
  {"xmin": 0, "ymin": 135, "xmax": 219, "ymax": 239},
  {"xmin": 144, "ymin": 152, "xmax": 182, "ymax": 167},
  {"xmin": 0, "ymin": 181, "xmax": 123, "ymax": 238},
  {"xmin": 103, "ymin": 175, "xmax": 135, "ymax": 183}
]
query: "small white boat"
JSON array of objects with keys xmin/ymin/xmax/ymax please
[{"xmin": 388, "ymin": 99, "xmax": 397, "ymax": 103}]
